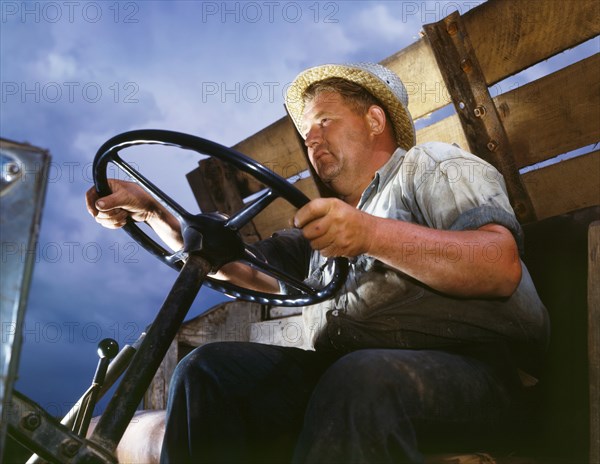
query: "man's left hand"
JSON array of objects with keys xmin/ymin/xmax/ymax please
[{"xmin": 294, "ymin": 198, "xmax": 373, "ymax": 258}]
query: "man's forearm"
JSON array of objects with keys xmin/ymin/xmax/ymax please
[
  {"xmin": 367, "ymin": 217, "xmax": 522, "ymax": 298},
  {"xmin": 146, "ymin": 205, "xmax": 185, "ymax": 251}
]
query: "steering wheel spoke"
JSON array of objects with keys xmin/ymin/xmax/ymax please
[
  {"xmin": 112, "ymin": 154, "xmax": 192, "ymax": 222},
  {"xmin": 225, "ymin": 188, "xmax": 278, "ymax": 231},
  {"xmin": 242, "ymin": 247, "xmax": 316, "ymax": 295}
]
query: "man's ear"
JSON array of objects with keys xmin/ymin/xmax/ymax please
[{"xmin": 366, "ymin": 105, "xmax": 387, "ymax": 136}]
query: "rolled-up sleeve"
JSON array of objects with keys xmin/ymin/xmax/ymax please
[
  {"xmin": 248, "ymin": 228, "xmax": 312, "ymax": 293},
  {"xmin": 400, "ymin": 142, "xmax": 524, "ymax": 253}
]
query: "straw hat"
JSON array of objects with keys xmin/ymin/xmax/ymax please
[{"xmin": 285, "ymin": 63, "xmax": 415, "ymax": 151}]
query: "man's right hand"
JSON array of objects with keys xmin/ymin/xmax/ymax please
[
  {"xmin": 85, "ymin": 179, "xmax": 184, "ymax": 250},
  {"xmin": 85, "ymin": 179, "xmax": 158, "ymax": 229}
]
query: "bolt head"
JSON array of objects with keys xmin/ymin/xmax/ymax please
[
  {"xmin": 460, "ymin": 59, "xmax": 472, "ymax": 73},
  {"xmin": 21, "ymin": 412, "xmax": 41, "ymax": 431},
  {"xmin": 2, "ymin": 162, "xmax": 21, "ymax": 183},
  {"xmin": 60, "ymin": 439, "xmax": 81, "ymax": 458},
  {"xmin": 487, "ymin": 140, "xmax": 499, "ymax": 152}
]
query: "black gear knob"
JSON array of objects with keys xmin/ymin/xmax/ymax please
[
  {"xmin": 74, "ymin": 338, "xmax": 121, "ymax": 437},
  {"xmin": 97, "ymin": 338, "xmax": 119, "ymax": 360}
]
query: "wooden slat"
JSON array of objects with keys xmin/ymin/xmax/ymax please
[
  {"xmin": 233, "ymin": 117, "xmax": 308, "ymax": 181},
  {"xmin": 416, "ymin": 113, "xmax": 468, "ymax": 149},
  {"xmin": 496, "ymin": 54, "xmax": 600, "ymax": 168},
  {"xmin": 188, "ymin": 158, "xmax": 318, "ymax": 240},
  {"xmin": 522, "ymin": 151, "xmax": 600, "ymax": 221},
  {"xmin": 250, "ymin": 177, "xmax": 319, "ymax": 238},
  {"xmin": 249, "ymin": 315, "xmax": 310, "ymax": 349},
  {"xmin": 178, "ymin": 301, "xmax": 263, "ymax": 347},
  {"xmin": 252, "ymin": 150, "xmax": 600, "ymax": 235},
  {"xmin": 144, "ymin": 341, "xmax": 177, "ymax": 410},
  {"xmin": 424, "ymin": 11, "xmax": 537, "ymax": 223},
  {"xmin": 186, "ymin": 157, "xmax": 262, "ymax": 242},
  {"xmin": 589, "ymin": 221, "xmax": 600, "ymax": 464},
  {"xmin": 381, "ymin": 39, "xmax": 449, "ymax": 120},
  {"xmin": 230, "ymin": 34, "xmax": 450, "ymax": 170},
  {"xmin": 464, "ymin": 0, "xmax": 600, "ymax": 86},
  {"xmin": 417, "ymin": 54, "xmax": 600, "ymax": 169}
]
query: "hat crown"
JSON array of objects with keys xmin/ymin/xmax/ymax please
[
  {"xmin": 285, "ymin": 62, "xmax": 416, "ymax": 151},
  {"xmin": 350, "ymin": 62, "xmax": 409, "ymax": 109}
]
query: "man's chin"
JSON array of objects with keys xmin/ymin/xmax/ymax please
[{"xmin": 315, "ymin": 164, "xmax": 340, "ymax": 182}]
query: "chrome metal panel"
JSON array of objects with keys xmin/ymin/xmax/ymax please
[{"xmin": 0, "ymin": 139, "xmax": 50, "ymax": 453}]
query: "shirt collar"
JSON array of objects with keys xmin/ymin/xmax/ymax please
[{"xmin": 357, "ymin": 147, "xmax": 407, "ymax": 209}]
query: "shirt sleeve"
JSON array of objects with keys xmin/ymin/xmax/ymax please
[
  {"xmin": 248, "ymin": 228, "xmax": 312, "ymax": 292},
  {"xmin": 399, "ymin": 142, "xmax": 524, "ymax": 253}
]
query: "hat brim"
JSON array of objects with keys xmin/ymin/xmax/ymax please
[{"xmin": 285, "ymin": 64, "xmax": 415, "ymax": 151}]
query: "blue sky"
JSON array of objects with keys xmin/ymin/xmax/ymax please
[
  {"xmin": 1, "ymin": 0, "xmax": 597, "ymax": 421},
  {"xmin": 1, "ymin": 0, "xmax": 442, "ymax": 420}
]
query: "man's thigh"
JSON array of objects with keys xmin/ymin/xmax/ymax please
[
  {"xmin": 296, "ymin": 348, "xmax": 519, "ymax": 462},
  {"xmin": 175, "ymin": 341, "xmax": 334, "ymax": 409},
  {"xmin": 163, "ymin": 342, "xmax": 338, "ymax": 463}
]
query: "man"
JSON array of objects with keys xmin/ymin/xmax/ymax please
[{"xmin": 86, "ymin": 63, "xmax": 549, "ymax": 463}]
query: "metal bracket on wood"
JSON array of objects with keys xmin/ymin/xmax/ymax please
[
  {"xmin": 8, "ymin": 391, "xmax": 117, "ymax": 464},
  {"xmin": 423, "ymin": 11, "xmax": 536, "ymax": 224}
]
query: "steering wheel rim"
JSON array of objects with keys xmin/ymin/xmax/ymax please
[{"xmin": 93, "ymin": 129, "xmax": 348, "ymax": 307}]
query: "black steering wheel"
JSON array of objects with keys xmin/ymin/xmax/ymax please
[{"xmin": 93, "ymin": 129, "xmax": 348, "ymax": 307}]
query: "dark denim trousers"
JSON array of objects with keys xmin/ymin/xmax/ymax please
[{"xmin": 160, "ymin": 342, "xmax": 520, "ymax": 464}]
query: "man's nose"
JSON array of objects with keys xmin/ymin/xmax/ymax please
[{"xmin": 304, "ymin": 125, "xmax": 322, "ymax": 147}]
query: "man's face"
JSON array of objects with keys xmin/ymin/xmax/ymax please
[{"xmin": 300, "ymin": 91, "xmax": 373, "ymax": 192}]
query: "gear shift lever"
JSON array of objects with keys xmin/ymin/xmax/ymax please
[{"xmin": 74, "ymin": 338, "xmax": 119, "ymax": 437}]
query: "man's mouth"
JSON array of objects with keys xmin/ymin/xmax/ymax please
[{"xmin": 313, "ymin": 149, "xmax": 331, "ymax": 163}]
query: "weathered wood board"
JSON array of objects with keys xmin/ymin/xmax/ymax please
[{"xmin": 522, "ymin": 150, "xmax": 600, "ymax": 221}]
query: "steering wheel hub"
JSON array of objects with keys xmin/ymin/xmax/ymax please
[{"xmin": 181, "ymin": 213, "xmax": 245, "ymax": 271}]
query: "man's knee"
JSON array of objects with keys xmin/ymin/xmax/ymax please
[
  {"xmin": 318, "ymin": 350, "xmax": 417, "ymax": 391},
  {"xmin": 170, "ymin": 342, "xmax": 236, "ymax": 389}
]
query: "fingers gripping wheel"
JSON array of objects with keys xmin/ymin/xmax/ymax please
[{"xmin": 93, "ymin": 129, "xmax": 348, "ymax": 307}]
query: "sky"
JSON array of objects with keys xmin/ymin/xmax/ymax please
[{"xmin": 1, "ymin": 0, "xmax": 597, "ymax": 428}]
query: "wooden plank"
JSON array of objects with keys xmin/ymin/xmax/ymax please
[
  {"xmin": 189, "ymin": 159, "xmax": 319, "ymax": 239},
  {"xmin": 417, "ymin": 54, "xmax": 600, "ymax": 169},
  {"xmin": 464, "ymin": 0, "xmax": 600, "ymax": 86},
  {"xmin": 416, "ymin": 113, "xmax": 469, "ymax": 149},
  {"xmin": 381, "ymin": 39, "xmax": 450, "ymax": 120},
  {"xmin": 270, "ymin": 306, "xmax": 303, "ymax": 319},
  {"xmin": 497, "ymin": 54, "xmax": 600, "ymax": 168},
  {"xmin": 144, "ymin": 340, "xmax": 178, "ymax": 410},
  {"xmin": 589, "ymin": 221, "xmax": 600, "ymax": 464},
  {"xmin": 233, "ymin": 117, "xmax": 309, "ymax": 181},
  {"xmin": 250, "ymin": 150, "xmax": 600, "ymax": 237},
  {"xmin": 424, "ymin": 11, "xmax": 536, "ymax": 223},
  {"xmin": 249, "ymin": 315, "xmax": 310, "ymax": 349},
  {"xmin": 249, "ymin": 177, "xmax": 319, "ymax": 238},
  {"xmin": 522, "ymin": 151, "xmax": 600, "ymax": 221},
  {"xmin": 229, "ymin": 41, "xmax": 450, "ymax": 168},
  {"xmin": 178, "ymin": 301, "xmax": 263, "ymax": 347}
]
